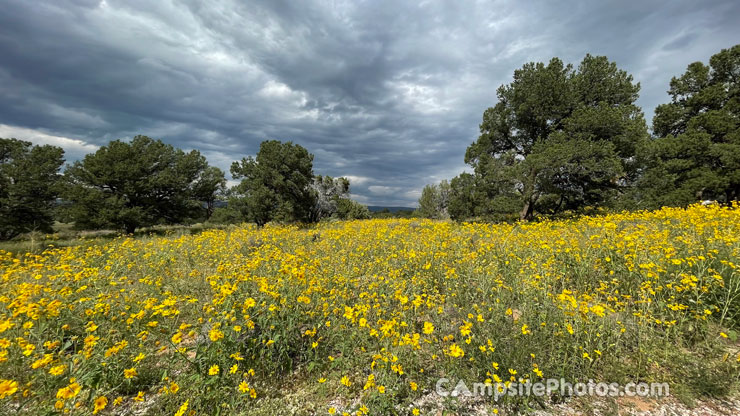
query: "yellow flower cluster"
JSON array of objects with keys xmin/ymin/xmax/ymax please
[{"xmin": 0, "ymin": 203, "xmax": 739, "ymax": 414}]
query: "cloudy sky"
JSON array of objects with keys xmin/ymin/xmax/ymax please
[{"xmin": 1, "ymin": 0, "xmax": 738, "ymax": 206}]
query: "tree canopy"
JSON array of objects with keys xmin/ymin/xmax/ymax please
[
  {"xmin": 638, "ymin": 45, "xmax": 740, "ymax": 207},
  {"xmin": 459, "ymin": 54, "xmax": 648, "ymax": 220},
  {"xmin": 230, "ymin": 140, "xmax": 316, "ymax": 226},
  {"xmin": 63, "ymin": 135, "xmax": 209, "ymax": 233},
  {"xmin": 192, "ymin": 165, "xmax": 227, "ymax": 220},
  {"xmin": 415, "ymin": 180, "xmax": 450, "ymax": 219},
  {"xmin": 0, "ymin": 138, "xmax": 64, "ymax": 239}
]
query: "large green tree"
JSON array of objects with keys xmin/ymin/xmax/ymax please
[
  {"xmin": 64, "ymin": 135, "xmax": 208, "ymax": 233},
  {"xmin": 0, "ymin": 138, "xmax": 65, "ymax": 239},
  {"xmin": 230, "ymin": 140, "xmax": 316, "ymax": 226},
  {"xmin": 638, "ymin": 44, "xmax": 740, "ymax": 207},
  {"xmin": 464, "ymin": 55, "xmax": 648, "ymax": 220}
]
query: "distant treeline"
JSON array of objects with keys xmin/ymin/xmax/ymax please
[
  {"xmin": 1, "ymin": 137, "xmax": 371, "ymax": 239},
  {"xmin": 416, "ymin": 44, "xmax": 740, "ymax": 221}
]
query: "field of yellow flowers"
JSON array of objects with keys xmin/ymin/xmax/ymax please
[{"xmin": 1, "ymin": 204, "xmax": 740, "ymax": 415}]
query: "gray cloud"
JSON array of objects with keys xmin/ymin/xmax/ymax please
[{"xmin": 1, "ymin": 0, "xmax": 738, "ymax": 206}]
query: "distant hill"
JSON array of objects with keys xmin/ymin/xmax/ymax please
[{"xmin": 367, "ymin": 206, "xmax": 415, "ymax": 213}]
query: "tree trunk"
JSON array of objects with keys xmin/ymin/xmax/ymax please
[
  {"xmin": 519, "ymin": 168, "xmax": 538, "ymax": 221},
  {"xmin": 554, "ymin": 194, "xmax": 564, "ymax": 214},
  {"xmin": 519, "ymin": 200, "xmax": 532, "ymax": 221},
  {"xmin": 206, "ymin": 200, "xmax": 214, "ymax": 220},
  {"xmin": 519, "ymin": 195, "xmax": 538, "ymax": 221}
]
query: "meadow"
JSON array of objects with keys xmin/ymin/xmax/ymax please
[{"xmin": 1, "ymin": 204, "xmax": 739, "ymax": 415}]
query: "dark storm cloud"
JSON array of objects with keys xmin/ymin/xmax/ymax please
[{"xmin": 1, "ymin": 0, "xmax": 738, "ymax": 205}]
